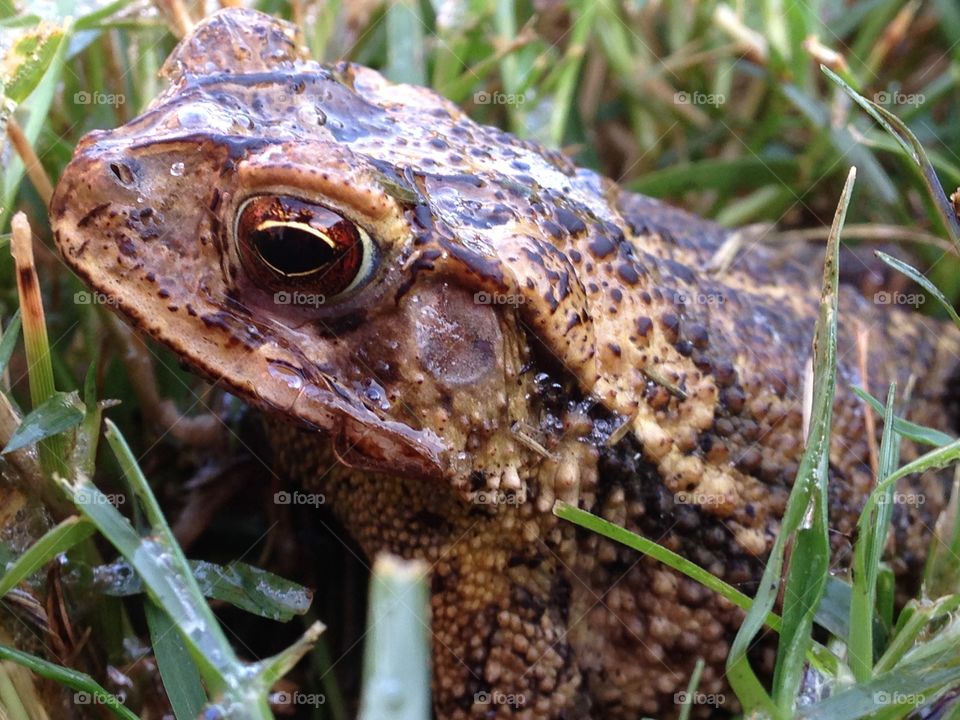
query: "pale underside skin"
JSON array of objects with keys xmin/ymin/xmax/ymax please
[{"xmin": 50, "ymin": 9, "xmax": 960, "ymax": 719}]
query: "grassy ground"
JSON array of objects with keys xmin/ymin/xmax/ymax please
[{"xmin": 2, "ymin": 0, "xmax": 960, "ymax": 718}]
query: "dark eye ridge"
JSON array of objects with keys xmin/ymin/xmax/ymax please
[{"xmin": 236, "ymin": 195, "xmax": 374, "ymax": 299}]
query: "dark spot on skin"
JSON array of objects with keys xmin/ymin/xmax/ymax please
[
  {"xmin": 544, "ymin": 288, "xmax": 559, "ymax": 311},
  {"xmin": 714, "ymin": 359, "xmax": 737, "ymax": 387},
  {"xmin": 610, "ymin": 288, "xmax": 623, "ymax": 303},
  {"xmin": 118, "ymin": 238, "xmax": 137, "ymax": 256},
  {"xmin": 542, "ymin": 221, "xmax": 563, "ymax": 239},
  {"xmin": 313, "ymin": 311, "xmax": 366, "ymax": 337},
  {"xmin": 686, "ymin": 323, "xmax": 709, "ymax": 348},
  {"xmin": 617, "ymin": 262, "xmax": 640, "ymax": 284},
  {"xmin": 636, "ymin": 316, "xmax": 653, "ymax": 337},
  {"xmin": 664, "ymin": 258, "xmax": 697, "ymax": 285},
  {"xmin": 588, "ymin": 235, "xmax": 617, "ymax": 258},
  {"xmin": 566, "ymin": 312, "xmax": 582, "ymax": 331},
  {"xmin": 554, "ymin": 207, "xmax": 587, "ymax": 235},
  {"xmin": 766, "ymin": 369, "xmax": 788, "ymax": 396},
  {"xmin": 440, "ymin": 238, "xmax": 505, "ymax": 286},
  {"xmin": 469, "ymin": 470, "xmax": 485, "ymax": 491},
  {"xmin": 413, "ymin": 204, "xmax": 433, "ymax": 229},
  {"xmin": 721, "ymin": 385, "xmax": 746, "ymax": 413},
  {"xmin": 412, "ymin": 509, "xmax": 449, "ymax": 530},
  {"xmin": 660, "ymin": 312, "xmax": 680, "ymax": 342},
  {"xmin": 158, "ymin": 288, "xmax": 170, "ymax": 299},
  {"xmin": 78, "ymin": 203, "xmax": 110, "ymax": 228},
  {"xmin": 608, "ymin": 343, "xmax": 622, "ymax": 357}
]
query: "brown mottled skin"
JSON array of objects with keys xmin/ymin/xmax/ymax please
[{"xmin": 50, "ymin": 9, "xmax": 959, "ymax": 719}]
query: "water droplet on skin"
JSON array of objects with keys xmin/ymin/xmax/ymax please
[
  {"xmin": 170, "ymin": 162, "xmax": 185, "ymax": 176},
  {"xmin": 268, "ymin": 362, "xmax": 305, "ymax": 391}
]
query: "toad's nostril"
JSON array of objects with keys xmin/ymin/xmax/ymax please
[{"xmin": 109, "ymin": 162, "xmax": 135, "ymax": 185}]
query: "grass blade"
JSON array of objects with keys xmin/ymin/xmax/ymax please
[
  {"xmin": 0, "ymin": 516, "xmax": 94, "ymax": 597},
  {"xmin": 0, "ymin": 644, "xmax": 138, "ymax": 720},
  {"xmin": 358, "ymin": 555, "xmax": 431, "ymax": 720},
  {"xmin": 822, "ymin": 65, "xmax": 960, "ymax": 252},
  {"xmin": 144, "ymin": 600, "xmax": 207, "ymax": 720},
  {"xmin": 2, "ymin": 390, "xmax": 84, "ymax": 455},
  {"xmin": 849, "ymin": 384, "xmax": 900, "ymax": 681},
  {"xmin": 0, "ymin": 310, "xmax": 21, "ymax": 378},
  {"xmin": 772, "ymin": 166, "xmax": 851, "ymax": 712},
  {"xmin": 852, "ymin": 387, "xmax": 954, "ymax": 447},
  {"xmin": 874, "ymin": 251, "xmax": 960, "ymax": 329}
]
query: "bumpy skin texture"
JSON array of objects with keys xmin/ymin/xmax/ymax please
[{"xmin": 50, "ymin": 9, "xmax": 960, "ymax": 719}]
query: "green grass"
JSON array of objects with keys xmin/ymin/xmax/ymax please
[{"xmin": 3, "ymin": 0, "xmax": 960, "ymax": 718}]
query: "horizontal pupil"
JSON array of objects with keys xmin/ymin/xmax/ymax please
[{"xmin": 253, "ymin": 225, "xmax": 339, "ymax": 276}]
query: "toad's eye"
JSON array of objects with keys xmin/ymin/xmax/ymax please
[{"xmin": 236, "ymin": 195, "xmax": 376, "ymax": 299}]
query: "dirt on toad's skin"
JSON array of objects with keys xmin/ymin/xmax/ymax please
[{"xmin": 50, "ymin": 8, "xmax": 960, "ymax": 718}]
